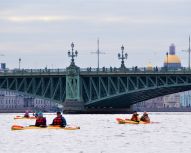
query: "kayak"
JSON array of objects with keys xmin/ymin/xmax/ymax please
[
  {"xmin": 14, "ymin": 116, "xmax": 36, "ymax": 120},
  {"xmin": 11, "ymin": 125, "xmax": 80, "ymax": 130},
  {"xmin": 116, "ymin": 118, "xmax": 150, "ymax": 124}
]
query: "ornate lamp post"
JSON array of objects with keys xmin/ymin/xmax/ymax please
[
  {"xmin": 189, "ymin": 36, "xmax": 190, "ymax": 70},
  {"xmin": 118, "ymin": 45, "xmax": 128, "ymax": 69},
  {"xmin": 166, "ymin": 52, "xmax": 168, "ymax": 71},
  {"xmin": 19, "ymin": 58, "xmax": 21, "ymax": 70},
  {"xmin": 65, "ymin": 42, "xmax": 82, "ymax": 113},
  {"xmin": 68, "ymin": 42, "xmax": 78, "ymax": 66}
]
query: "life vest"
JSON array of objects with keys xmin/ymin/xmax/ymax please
[
  {"xmin": 140, "ymin": 115, "xmax": 150, "ymax": 122},
  {"xmin": 52, "ymin": 116, "xmax": 63, "ymax": 125},
  {"xmin": 35, "ymin": 117, "xmax": 46, "ymax": 126},
  {"xmin": 24, "ymin": 114, "xmax": 29, "ymax": 118},
  {"xmin": 140, "ymin": 114, "xmax": 145, "ymax": 120},
  {"xmin": 131, "ymin": 115, "xmax": 139, "ymax": 122}
]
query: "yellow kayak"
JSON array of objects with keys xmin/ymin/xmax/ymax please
[
  {"xmin": 14, "ymin": 116, "xmax": 36, "ymax": 120},
  {"xmin": 11, "ymin": 125, "xmax": 80, "ymax": 130},
  {"xmin": 116, "ymin": 118, "xmax": 150, "ymax": 124}
]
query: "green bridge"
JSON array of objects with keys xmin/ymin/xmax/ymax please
[
  {"xmin": 0, "ymin": 43, "xmax": 190, "ymax": 113},
  {"xmin": 1, "ymin": 67, "xmax": 191, "ymax": 113}
]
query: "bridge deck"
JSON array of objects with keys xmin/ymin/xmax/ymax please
[{"xmin": 0, "ymin": 68, "xmax": 191, "ymax": 76}]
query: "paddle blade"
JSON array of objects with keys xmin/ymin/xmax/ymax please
[{"xmin": 11, "ymin": 125, "xmax": 24, "ymax": 130}]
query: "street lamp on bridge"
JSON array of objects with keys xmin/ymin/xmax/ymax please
[
  {"xmin": 118, "ymin": 45, "xmax": 128, "ymax": 69},
  {"xmin": 68, "ymin": 42, "xmax": 78, "ymax": 66},
  {"xmin": 19, "ymin": 58, "xmax": 21, "ymax": 70},
  {"xmin": 166, "ymin": 52, "xmax": 168, "ymax": 71}
]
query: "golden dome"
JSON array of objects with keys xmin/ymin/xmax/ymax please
[
  {"xmin": 147, "ymin": 63, "xmax": 153, "ymax": 71},
  {"xmin": 164, "ymin": 55, "xmax": 181, "ymax": 64}
]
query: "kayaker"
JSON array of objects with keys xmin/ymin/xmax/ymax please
[
  {"xmin": 33, "ymin": 112, "xmax": 38, "ymax": 117},
  {"xmin": 35, "ymin": 112, "xmax": 47, "ymax": 127},
  {"xmin": 130, "ymin": 111, "xmax": 140, "ymax": 122},
  {"xmin": 51, "ymin": 111, "xmax": 67, "ymax": 127},
  {"xmin": 140, "ymin": 112, "xmax": 150, "ymax": 123},
  {"xmin": 24, "ymin": 111, "xmax": 30, "ymax": 118}
]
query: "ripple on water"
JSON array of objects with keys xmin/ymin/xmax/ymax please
[{"xmin": 2, "ymin": 113, "xmax": 191, "ymax": 153}]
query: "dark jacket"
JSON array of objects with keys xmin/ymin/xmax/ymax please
[{"xmin": 52, "ymin": 116, "xmax": 67, "ymax": 127}]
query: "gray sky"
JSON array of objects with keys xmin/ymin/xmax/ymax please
[{"xmin": 0, "ymin": 0, "xmax": 191, "ymax": 69}]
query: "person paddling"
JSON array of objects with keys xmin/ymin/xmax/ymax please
[
  {"xmin": 140, "ymin": 112, "xmax": 150, "ymax": 123},
  {"xmin": 35, "ymin": 112, "xmax": 47, "ymax": 127},
  {"xmin": 24, "ymin": 111, "xmax": 30, "ymax": 118},
  {"xmin": 51, "ymin": 112, "xmax": 67, "ymax": 127},
  {"xmin": 33, "ymin": 111, "xmax": 38, "ymax": 117},
  {"xmin": 130, "ymin": 111, "xmax": 140, "ymax": 122}
]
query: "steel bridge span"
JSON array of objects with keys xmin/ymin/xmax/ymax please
[{"xmin": 1, "ymin": 67, "xmax": 191, "ymax": 112}]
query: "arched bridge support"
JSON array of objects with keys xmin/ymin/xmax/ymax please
[
  {"xmin": 80, "ymin": 73, "xmax": 191, "ymax": 109},
  {"xmin": 0, "ymin": 74, "xmax": 66, "ymax": 104}
]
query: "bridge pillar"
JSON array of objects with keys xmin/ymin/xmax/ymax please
[{"xmin": 63, "ymin": 65, "xmax": 84, "ymax": 113}]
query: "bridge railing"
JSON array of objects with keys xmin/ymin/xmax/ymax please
[
  {"xmin": 79, "ymin": 67, "xmax": 191, "ymax": 74},
  {"xmin": 0, "ymin": 67, "xmax": 191, "ymax": 76},
  {"xmin": 0, "ymin": 68, "xmax": 67, "ymax": 76}
]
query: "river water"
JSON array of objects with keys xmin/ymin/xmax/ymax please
[{"xmin": 1, "ymin": 112, "xmax": 191, "ymax": 153}]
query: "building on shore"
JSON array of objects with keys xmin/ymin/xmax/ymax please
[
  {"xmin": 0, "ymin": 63, "xmax": 6, "ymax": 70},
  {"xmin": 133, "ymin": 93, "xmax": 180, "ymax": 110},
  {"xmin": 133, "ymin": 93, "xmax": 181, "ymax": 111},
  {"xmin": 163, "ymin": 94, "xmax": 180, "ymax": 108},
  {"xmin": 180, "ymin": 91, "xmax": 191, "ymax": 107},
  {"xmin": 0, "ymin": 90, "xmax": 62, "ymax": 113}
]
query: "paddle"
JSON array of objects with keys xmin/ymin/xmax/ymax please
[
  {"xmin": 29, "ymin": 125, "xmax": 47, "ymax": 128},
  {"xmin": 11, "ymin": 125, "xmax": 24, "ymax": 130},
  {"xmin": 12, "ymin": 125, "xmax": 24, "ymax": 128}
]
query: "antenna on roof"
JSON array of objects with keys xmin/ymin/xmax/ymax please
[
  {"xmin": 189, "ymin": 35, "xmax": 190, "ymax": 70},
  {"xmin": 181, "ymin": 35, "xmax": 191, "ymax": 70}
]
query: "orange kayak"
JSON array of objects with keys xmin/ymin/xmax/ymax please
[
  {"xmin": 11, "ymin": 125, "xmax": 80, "ymax": 130},
  {"xmin": 116, "ymin": 118, "xmax": 150, "ymax": 124},
  {"xmin": 14, "ymin": 116, "xmax": 36, "ymax": 120}
]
